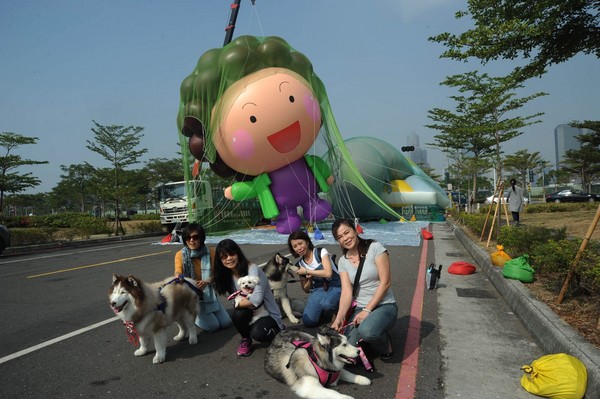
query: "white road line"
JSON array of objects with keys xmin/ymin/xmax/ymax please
[
  {"xmin": 0, "ymin": 252, "xmax": 292, "ymax": 365},
  {"xmin": 0, "ymin": 317, "xmax": 118, "ymax": 365},
  {"xmin": 1, "ymin": 241, "xmax": 156, "ymax": 264}
]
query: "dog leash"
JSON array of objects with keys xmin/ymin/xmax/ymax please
[{"xmin": 162, "ymin": 274, "xmax": 205, "ymax": 299}]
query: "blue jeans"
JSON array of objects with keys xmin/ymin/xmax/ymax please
[
  {"xmin": 302, "ymin": 286, "xmax": 342, "ymax": 327},
  {"xmin": 345, "ymin": 303, "xmax": 397, "ymax": 353},
  {"xmin": 196, "ymin": 304, "xmax": 232, "ymax": 332}
]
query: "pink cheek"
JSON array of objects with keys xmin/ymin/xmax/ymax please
[
  {"xmin": 304, "ymin": 95, "xmax": 321, "ymax": 122},
  {"xmin": 229, "ymin": 130, "xmax": 255, "ymax": 160}
]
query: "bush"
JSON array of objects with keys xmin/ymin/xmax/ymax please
[
  {"xmin": 130, "ymin": 213, "xmax": 160, "ymax": 221},
  {"xmin": 9, "ymin": 227, "xmax": 60, "ymax": 246},
  {"xmin": 498, "ymin": 224, "xmax": 566, "ymax": 258},
  {"xmin": 131, "ymin": 221, "xmax": 163, "ymax": 233}
]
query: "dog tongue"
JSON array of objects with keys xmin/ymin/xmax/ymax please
[{"xmin": 112, "ymin": 305, "xmax": 123, "ymax": 314}]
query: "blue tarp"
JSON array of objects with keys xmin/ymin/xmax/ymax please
[{"xmin": 156, "ymin": 221, "xmax": 430, "ymax": 247}]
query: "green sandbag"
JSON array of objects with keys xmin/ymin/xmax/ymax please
[{"xmin": 502, "ymin": 254, "xmax": 535, "ymax": 283}]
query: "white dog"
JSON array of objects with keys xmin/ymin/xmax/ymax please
[
  {"xmin": 232, "ymin": 275, "xmax": 270, "ymax": 325},
  {"xmin": 109, "ymin": 274, "xmax": 200, "ymax": 364}
]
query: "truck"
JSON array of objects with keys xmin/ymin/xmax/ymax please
[{"xmin": 157, "ymin": 180, "xmax": 213, "ymax": 231}]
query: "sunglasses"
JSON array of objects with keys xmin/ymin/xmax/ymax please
[{"xmin": 187, "ymin": 234, "xmax": 202, "ymax": 241}]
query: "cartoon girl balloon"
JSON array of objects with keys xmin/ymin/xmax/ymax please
[{"xmin": 177, "ymin": 36, "xmax": 334, "ymax": 234}]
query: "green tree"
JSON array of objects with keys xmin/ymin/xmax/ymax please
[
  {"xmin": 546, "ymin": 169, "xmax": 571, "ymax": 188},
  {"xmin": 145, "ymin": 157, "xmax": 184, "ymax": 185},
  {"xmin": 4, "ymin": 192, "xmax": 49, "ymax": 217},
  {"xmin": 429, "ymin": 0, "xmax": 600, "ymax": 80},
  {"xmin": 0, "ymin": 132, "xmax": 48, "ymax": 218},
  {"xmin": 86, "ymin": 121, "xmax": 147, "ymax": 235},
  {"xmin": 427, "ymin": 71, "xmax": 546, "ymax": 206},
  {"xmin": 56, "ymin": 163, "xmax": 96, "ymax": 213},
  {"xmin": 503, "ymin": 149, "xmax": 545, "ymax": 188},
  {"xmin": 562, "ymin": 121, "xmax": 600, "ymax": 192}
]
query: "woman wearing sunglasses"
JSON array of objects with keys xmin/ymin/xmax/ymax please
[
  {"xmin": 212, "ymin": 239, "xmax": 284, "ymax": 357},
  {"xmin": 174, "ymin": 223, "xmax": 231, "ymax": 333}
]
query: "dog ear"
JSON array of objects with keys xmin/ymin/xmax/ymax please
[
  {"xmin": 274, "ymin": 253, "xmax": 282, "ymax": 263},
  {"xmin": 316, "ymin": 331, "xmax": 331, "ymax": 348},
  {"xmin": 112, "ymin": 273, "xmax": 118, "ymax": 283},
  {"xmin": 126, "ymin": 275, "xmax": 139, "ymax": 288}
]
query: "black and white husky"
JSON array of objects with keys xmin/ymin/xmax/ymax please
[
  {"xmin": 264, "ymin": 326, "xmax": 371, "ymax": 399},
  {"xmin": 263, "ymin": 252, "xmax": 301, "ymax": 324},
  {"xmin": 108, "ymin": 274, "xmax": 200, "ymax": 364}
]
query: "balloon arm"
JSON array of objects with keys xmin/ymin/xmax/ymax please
[{"xmin": 230, "ymin": 174, "xmax": 280, "ymax": 219}]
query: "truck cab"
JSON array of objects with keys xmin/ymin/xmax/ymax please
[{"xmin": 158, "ymin": 180, "xmax": 213, "ymax": 231}]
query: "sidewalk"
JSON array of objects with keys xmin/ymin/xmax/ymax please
[{"xmin": 434, "ymin": 222, "xmax": 600, "ymax": 398}]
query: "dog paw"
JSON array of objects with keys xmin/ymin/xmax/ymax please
[
  {"xmin": 153, "ymin": 354, "xmax": 166, "ymax": 364},
  {"xmin": 355, "ymin": 376, "xmax": 372, "ymax": 386},
  {"xmin": 134, "ymin": 348, "xmax": 148, "ymax": 357},
  {"xmin": 188, "ymin": 335, "xmax": 198, "ymax": 345},
  {"xmin": 288, "ymin": 316, "xmax": 300, "ymax": 324}
]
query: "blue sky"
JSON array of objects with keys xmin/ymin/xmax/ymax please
[{"xmin": 2, "ymin": 0, "xmax": 598, "ymax": 193}]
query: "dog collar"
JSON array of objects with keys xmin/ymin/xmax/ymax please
[
  {"xmin": 122, "ymin": 321, "xmax": 139, "ymax": 346},
  {"xmin": 289, "ymin": 340, "xmax": 340, "ymax": 386},
  {"xmin": 227, "ymin": 290, "xmax": 249, "ymax": 300}
]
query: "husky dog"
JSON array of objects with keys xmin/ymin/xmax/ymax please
[
  {"xmin": 109, "ymin": 274, "xmax": 200, "ymax": 364},
  {"xmin": 265, "ymin": 326, "xmax": 371, "ymax": 399},
  {"xmin": 233, "ymin": 275, "xmax": 270, "ymax": 325},
  {"xmin": 263, "ymin": 252, "xmax": 300, "ymax": 323},
  {"xmin": 426, "ymin": 263, "xmax": 443, "ymax": 290}
]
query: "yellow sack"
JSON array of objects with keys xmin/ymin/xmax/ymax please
[
  {"xmin": 491, "ymin": 244, "xmax": 512, "ymax": 267},
  {"xmin": 520, "ymin": 353, "xmax": 587, "ymax": 399}
]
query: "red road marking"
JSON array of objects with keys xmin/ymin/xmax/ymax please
[{"xmin": 395, "ymin": 229, "xmax": 429, "ymax": 398}]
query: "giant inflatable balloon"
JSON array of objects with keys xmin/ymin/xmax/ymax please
[
  {"xmin": 177, "ymin": 36, "xmax": 333, "ymax": 234},
  {"xmin": 326, "ymin": 137, "xmax": 451, "ymax": 220}
]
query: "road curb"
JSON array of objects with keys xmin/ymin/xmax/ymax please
[{"xmin": 451, "ymin": 221, "xmax": 600, "ymax": 398}]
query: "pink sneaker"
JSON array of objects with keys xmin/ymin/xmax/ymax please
[{"xmin": 237, "ymin": 338, "xmax": 252, "ymax": 357}]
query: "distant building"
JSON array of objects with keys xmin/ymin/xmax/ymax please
[
  {"xmin": 407, "ymin": 132, "xmax": 430, "ymax": 168},
  {"xmin": 554, "ymin": 124, "xmax": 590, "ymax": 168}
]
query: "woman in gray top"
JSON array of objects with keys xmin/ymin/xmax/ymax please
[
  {"xmin": 506, "ymin": 178, "xmax": 526, "ymax": 225},
  {"xmin": 331, "ymin": 218, "xmax": 397, "ymax": 359}
]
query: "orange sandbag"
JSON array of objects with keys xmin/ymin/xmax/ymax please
[
  {"xmin": 491, "ymin": 244, "xmax": 512, "ymax": 267},
  {"xmin": 421, "ymin": 228, "xmax": 433, "ymax": 240},
  {"xmin": 448, "ymin": 261, "xmax": 476, "ymax": 275}
]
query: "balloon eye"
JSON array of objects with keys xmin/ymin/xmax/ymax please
[
  {"xmin": 250, "ymin": 116, "xmax": 257, "ymax": 123},
  {"xmin": 289, "ymin": 95, "xmax": 295, "ymax": 103}
]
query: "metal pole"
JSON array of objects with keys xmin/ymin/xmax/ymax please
[{"xmin": 223, "ymin": 0, "xmax": 242, "ymax": 46}]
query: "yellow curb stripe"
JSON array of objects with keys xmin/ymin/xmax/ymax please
[{"xmin": 26, "ymin": 251, "xmax": 172, "ymax": 279}]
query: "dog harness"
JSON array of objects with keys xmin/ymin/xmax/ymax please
[
  {"xmin": 122, "ymin": 275, "xmax": 202, "ymax": 345},
  {"xmin": 287, "ymin": 340, "xmax": 340, "ymax": 386}
]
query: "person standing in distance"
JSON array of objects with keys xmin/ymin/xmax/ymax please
[{"xmin": 506, "ymin": 178, "xmax": 526, "ymax": 226}]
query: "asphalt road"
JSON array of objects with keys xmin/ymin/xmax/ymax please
[{"xmin": 0, "ymin": 229, "xmax": 546, "ymax": 398}]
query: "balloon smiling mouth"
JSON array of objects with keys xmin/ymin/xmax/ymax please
[{"xmin": 267, "ymin": 121, "xmax": 300, "ymax": 153}]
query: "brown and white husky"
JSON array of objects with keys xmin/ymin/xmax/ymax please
[{"xmin": 108, "ymin": 273, "xmax": 200, "ymax": 364}]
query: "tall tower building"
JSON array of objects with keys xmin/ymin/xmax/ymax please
[
  {"xmin": 554, "ymin": 124, "xmax": 587, "ymax": 168},
  {"xmin": 406, "ymin": 132, "xmax": 429, "ymax": 168}
]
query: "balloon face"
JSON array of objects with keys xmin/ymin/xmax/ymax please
[{"xmin": 213, "ymin": 68, "xmax": 322, "ymax": 176}]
